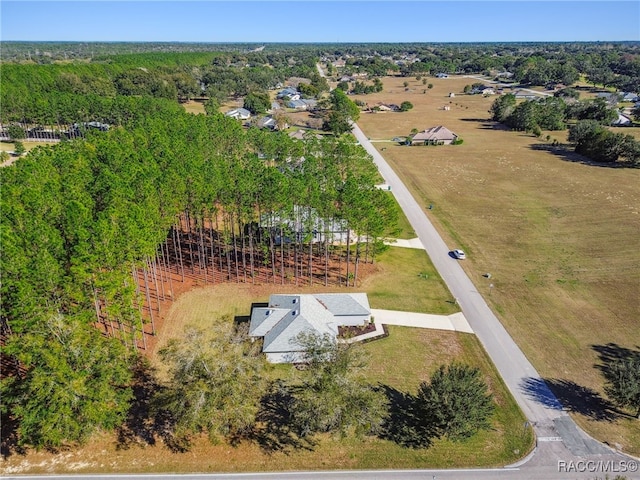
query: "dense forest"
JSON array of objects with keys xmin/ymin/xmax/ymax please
[
  {"xmin": 0, "ymin": 47, "xmax": 401, "ymax": 449},
  {"xmin": 1, "ymin": 41, "xmax": 638, "ymax": 449}
]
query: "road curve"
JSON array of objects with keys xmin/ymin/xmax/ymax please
[{"xmin": 350, "ymin": 122, "xmax": 636, "ymax": 475}]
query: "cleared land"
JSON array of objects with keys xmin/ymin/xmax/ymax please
[
  {"xmin": 353, "ymin": 75, "xmax": 640, "ymax": 455},
  {"xmin": 1, "ymin": 246, "xmax": 534, "ymax": 473},
  {"xmin": 2, "ymin": 266, "xmax": 531, "ymax": 474}
]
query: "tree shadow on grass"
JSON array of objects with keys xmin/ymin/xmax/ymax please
[
  {"xmin": 115, "ymin": 358, "xmax": 189, "ymax": 453},
  {"xmin": 376, "ymin": 385, "xmax": 438, "ymax": 449},
  {"xmin": 529, "ymin": 143, "xmax": 635, "ymax": 168},
  {"xmin": 592, "ymin": 343, "xmax": 640, "ymax": 377},
  {"xmin": 520, "ymin": 376, "xmax": 619, "ymax": 422},
  {"xmin": 246, "ymin": 380, "xmax": 316, "ymax": 454}
]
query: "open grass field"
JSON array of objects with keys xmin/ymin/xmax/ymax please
[{"xmin": 353, "ymin": 75, "xmax": 640, "ymax": 455}]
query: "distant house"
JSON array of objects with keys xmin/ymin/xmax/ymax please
[
  {"xmin": 408, "ymin": 125, "xmax": 458, "ymax": 145},
  {"xmin": 68, "ymin": 121, "xmax": 110, "ymax": 138},
  {"xmin": 621, "ymin": 92, "xmax": 639, "ymax": 102},
  {"xmin": 376, "ymin": 103, "xmax": 399, "ymax": 112},
  {"xmin": 611, "ymin": 113, "xmax": 632, "ymax": 126},
  {"xmin": 436, "ymin": 73, "xmax": 449, "ymax": 78},
  {"xmin": 288, "ymin": 129, "xmax": 323, "ymax": 141},
  {"xmin": 469, "ymin": 85, "xmax": 495, "ymax": 96},
  {"xmin": 262, "ymin": 205, "xmax": 350, "ymax": 245},
  {"xmin": 289, "ymin": 130, "xmax": 307, "ymax": 140},
  {"xmin": 225, "ymin": 108, "xmax": 251, "ymax": 120},
  {"xmin": 286, "ymin": 99, "xmax": 317, "ymax": 110},
  {"xmin": 596, "ymin": 92, "xmax": 621, "ymax": 105},
  {"xmin": 513, "ymin": 90, "xmax": 541, "ymax": 100},
  {"xmin": 256, "ymin": 116, "xmax": 277, "ymax": 130},
  {"xmin": 496, "ymin": 71, "xmax": 514, "ymax": 79},
  {"xmin": 287, "ymin": 99, "xmax": 307, "ymax": 109},
  {"xmin": 249, "ymin": 293, "xmax": 371, "ymax": 363},
  {"xmin": 277, "ymin": 87, "xmax": 299, "ymax": 99}
]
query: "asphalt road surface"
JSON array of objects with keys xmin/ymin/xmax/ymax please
[{"xmin": 350, "ymin": 122, "xmax": 638, "ymax": 479}]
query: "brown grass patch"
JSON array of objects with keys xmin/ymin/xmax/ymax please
[
  {"xmin": 181, "ymin": 100, "xmax": 206, "ymax": 115},
  {"xmin": 355, "ymin": 74, "xmax": 640, "ymax": 455}
]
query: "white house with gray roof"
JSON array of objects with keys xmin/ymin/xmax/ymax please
[
  {"xmin": 225, "ymin": 107, "xmax": 251, "ymax": 120},
  {"xmin": 249, "ymin": 293, "xmax": 371, "ymax": 363}
]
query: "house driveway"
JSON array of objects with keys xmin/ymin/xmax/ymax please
[
  {"xmin": 344, "ymin": 310, "xmax": 473, "ymax": 344},
  {"xmin": 372, "ymin": 309, "xmax": 473, "ymax": 333},
  {"xmin": 384, "ymin": 237, "xmax": 424, "ymax": 249}
]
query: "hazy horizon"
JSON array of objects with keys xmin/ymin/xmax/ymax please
[{"xmin": 1, "ymin": 1, "xmax": 638, "ymax": 43}]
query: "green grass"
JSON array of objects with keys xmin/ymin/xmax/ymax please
[
  {"xmin": 385, "ymin": 190, "xmax": 416, "ymax": 239},
  {"xmin": 1, "ymin": 326, "xmax": 533, "ymax": 474},
  {"xmin": 363, "ymin": 247, "xmax": 458, "ymax": 315}
]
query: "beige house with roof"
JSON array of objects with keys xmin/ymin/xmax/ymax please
[{"xmin": 407, "ymin": 125, "xmax": 458, "ymax": 145}]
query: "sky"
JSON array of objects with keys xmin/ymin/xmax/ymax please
[{"xmin": 1, "ymin": 1, "xmax": 638, "ymax": 43}]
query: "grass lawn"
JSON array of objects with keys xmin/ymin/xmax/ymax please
[
  {"xmin": 0, "ymin": 140, "xmax": 56, "ymax": 153},
  {"xmin": 152, "ymin": 246, "xmax": 458, "ymax": 359},
  {"xmin": 385, "ymin": 191, "xmax": 416, "ymax": 239},
  {"xmin": 1, "ymin": 324, "xmax": 533, "ymax": 475},
  {"xmin": 354, "ymin": 74, "xmax": 640, "ymax": 455},
  {"xmin": 1, "ymin": 243, "xmax": 534, "ymax": 474}
]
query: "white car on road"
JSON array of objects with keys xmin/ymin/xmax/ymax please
[{"xmin": 452, "ymin": 249, "xmax": 466, "ymax": 260}]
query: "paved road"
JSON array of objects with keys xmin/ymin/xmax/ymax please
[
  {"xmin": 8, "ymin": 454, "xmax": 639, "ymax": 480},
  {"xmin": 350, "ymin": 122, "xmax": 638, "ymax": 478}
]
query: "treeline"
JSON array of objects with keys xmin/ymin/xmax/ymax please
[
  {"xmin": 0, "ymin": 50, "xmax": 324, "ymax": 123},
  {"xmin": 155, "ymin": 328, "xmax": 496, "ymax": 450},
  {"xmin": 4, "ymin": 42, "xmax": 639, "ymax": 93},
  {"xmin": 490, "ymin": 94, "xmax": 639, "ymax": 165},
  {"xmin": 392, "ymin": 43, "xmax": 640, "ymax": 91},
  {"xmin": 1, "ymin": 100, "xmax": 399, "ymax": 447}
]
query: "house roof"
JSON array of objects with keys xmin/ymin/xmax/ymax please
[
  {"xmin": 612, "ymin": 113, "xmax": 632, "ymax": 125},
  {"xmin": 257, "ymin": 116, "xmax": 276, "ymax": 128},
  {"xmin": 249, "ymin": 293, "xmax": 370, "ymax": 356},
  {"xmin": 621, "ymin": 92, "xmax": 639, "ymax": 102},
  {"xmin": 288, "ymin": 130, "xmax": 323, "ymax": 141},
  {"xmin": 411, "ymin": 125, "xmax": 457, "ymax": 142},
  {"xmin": 314, "ymin": 293, "xmax": 370, "ymax": 317},
  {"xmin": 286, "ymin": 99, "xmax": 317, "ymax": 109},
  {"xmin": 287, "ymin": 99, "xmax": 307, "ymax": 109},
  {"xmin": 278, "ymin": 87, "xmax": 299, "ymax": 98},
  {"xmin": 225, "ymin": 108, "xmax": 251, "ymax": 119}
]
